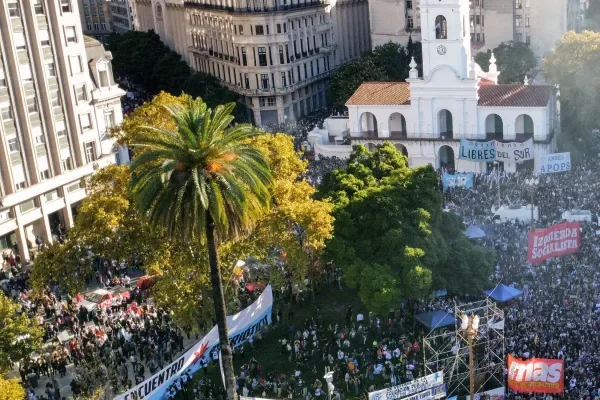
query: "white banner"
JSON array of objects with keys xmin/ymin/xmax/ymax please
[
  {"xmin": 114, "ymin": 286, "xmax": 273, "ymax": 400},
  {"xmin": 368, "ymin": 372, "xmax": 444, "ymax": 400},
  {"xmin": 399, "ymin": 385, "xmax": 446, "ymax": 400},
  {"xmin": 536, "ymin": 152, "xmax": 571, "ymax": 174},
  {"xmin": 495, "ymin": 139, "xmax": 534, "ymax": 163}
]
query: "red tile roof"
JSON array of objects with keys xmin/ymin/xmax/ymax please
[
  {"xmin": 345, "ymin": 82, "xmax": 411, "ymax": 106},
  {"xmin": 345, "ymin": 81, "xmax": 554, "ymax": 108},
  {"xmin": 477, "ymin": 84, "xmax": 554, "ymax": 107}
]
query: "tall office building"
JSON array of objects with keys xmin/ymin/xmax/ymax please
[
  {"xmin": 134, "ymin": 0, "xmax": 370, "ymax": 126},
  {"xmin": 369, "ymin": 0, "xmax": 579, "ymax": 62},
  {"xmin": 77, "ymin": 0, "xmax": 113, "ymax": 44},
  {"xmin": 111, "ymin": 0, "xmax": 137, "ymax": 32},
  {"xmin": 0, "ymin": 0, "xmax": 127, "ymax": 261}
]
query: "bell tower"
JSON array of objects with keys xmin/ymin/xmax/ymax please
[{"xmin": 419, "ymin": 0, "xmax": 472, "ymax": 80}]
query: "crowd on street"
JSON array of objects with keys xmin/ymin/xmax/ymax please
[{"xmin": 6, "ymin": 142, "xmax": 600, "ymax": 400}]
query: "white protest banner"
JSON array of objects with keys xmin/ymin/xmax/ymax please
[
  {"xmin": 536, "ymin": 152, "xmax": 571, "ymax": 174},
  {"xmin": 399, "ymin": 385, "xmax": 446, "ymax": 400},
  {"xmin": 368, "ymin": 372, "xmax": 444, "ymax": 400},
  {"xmin": 114, "ymin": 286, "xmax": 273, "ymax": 400},
  {"xmin": 495, "ymin": 139, "xmax": 534, "ymax": 163}
]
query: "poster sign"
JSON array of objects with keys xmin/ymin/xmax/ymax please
[
  {"xmin": 399, "ymin": 385, "xmax": 446, "ymax": 400},
  {"xmin": 115, "ymin": 286, "xmax": 273, "ymax": 400},
  {"xmin": 442, "ymin": 173, "xmax": 474, "ymax": 190},
  {"xmin": 527, "ymin": 221, "xmax": 581, "ymax": 264},
  {"xmin": 459, "ymin": 139, "xmax": 534, "ymax": 162},
  {"xmin": 507, "ymin": 355, "xmax": 564, "ymax": 393},
  {"xmin": 459, "ymin": 139, "xmax": 496, "ymax": 162},
  {"xmin": 536, "ymin": 152, "xmax": 571, "ymax": 174},
  {"xmin": 368, "ymin": 372, "xmax": 444, "ymax": 400}
]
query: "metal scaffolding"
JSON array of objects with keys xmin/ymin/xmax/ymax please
[{"xmin": 422, "ymin": 298, "xmax": 505, "ymax": 398}]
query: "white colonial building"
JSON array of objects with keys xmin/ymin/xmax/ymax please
[{"xmin": 342, "ymin": 0, "xmax": 559, "ymax": 173}]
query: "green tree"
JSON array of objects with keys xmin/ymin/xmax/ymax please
[
  {"xmin": 475, "ymin": 41, "xmax": 537, "ymax": 84},
  {"xmin": 0, "ymin": 293, "xmax": 42, "ymax": 372},
  {"xmin": 129, "ymin": 95, "xmax": 272, "ymax": 400},
  {"xmin": 327, "ymin": 58, "xmax": 388, "ymax": 107},
  {"xmin": 367, "ymin": 42, "xmax": 411, "ymax": 81},
  {"xmin": 317, "ymin": 143, "xmax": 493, "ymax": 312},
  {"xmin": 182, "ymin": 73, "xmax": 249, "ymax": 122},
  {"xmin": 544, "ymin": 30, "xmax": 600, "ymax": 154}
]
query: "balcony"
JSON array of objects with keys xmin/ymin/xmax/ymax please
[
  {"xmin": 185, "ymin": 0, "xmax": 329, "ymax": 13},
  {"xmin": 222, "ymin": 70, "xmax": 332, "ymax": 96}
]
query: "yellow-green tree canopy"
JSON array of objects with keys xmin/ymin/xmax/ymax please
[
  {"xmin": 0, "ymin": 293, "xmax": 42, "ymax": 373},
  {"xmin": 0, "ymin": 376, "xmax": 25, "ymax": 400}
]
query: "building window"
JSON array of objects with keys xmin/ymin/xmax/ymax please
[
  {"xmin": 99, "ymin": 69, "xmax": 110, "ymax": 87},
  {"xmin": 40, "ymin": 30, "xmax": 50, "ymax": 46},
  {"xmin": 238, "ymin": 24, "xmax": 244, "ymax": 34},
  {"xmin": 65, "ymin": 26, "xmax": 77, "ymax": 44},
  {"xmin": 62, "ymin": 157, "xmax": 73, "ymax": 171},
  {"xmin": 34, "ymin": 0, "xmax": 44, "ymax": 14},
  {"xmin": 515, "ymin": 15, "xmax": 522, "ymax": 27},
  {"xmin": 34, "ymin": 133, "xmax": 45, "ymax": 145},
  {"xmin": 277, "ymin": 24, "xmax": 282, "ymax": 33},
  {"xmin": 407, "ymin": 16, "xmax": 414, "ymax": 29},
  {"xmin": 84, "ymin": 142, "xmax": 96, "ymax": 163},
  {"xmin": 255, "ymin": 25, "xmax": 264, "ymax": 35},
  {"xmin": 0, "ymin": 70, "xmax": 5, "ymax": 88},
  {"xmin": 516, "ymin": 0, "xmax": 522, "ymax": 8},
  {"xmin": 15, "ymin": 182, "xmax": 26, "ymax": 190},
  {"xmin": 241, "ymin": 48, "xmax": 247, "ymax": 66},
  {"xmin": 19, "ymin": 64, "xmax": 32, "ymax": 81},
  {"xmin": 8, "ymin": 1, "xmax": 20, "ymax": 18},
  {"xmin": 260, "ymin": 74, "xmax": 269, "ymax": 89},
  {"xmin": 515, "ymin": 33, "xmax": 523, "ymax": 42},
  {"xmin": 525, "ymin": 16, "xmax": 530, "ymax": 27},
  {"xmin": 407, "ymin": 0, "xmax": 412, "ymax": 9},
  {"xmin": 156, "ymin": 3, "xmax": 162, "ymax": 18},
  {"xmin": 80, "ymin": 113, "xmax": 92, "ymax": 130},
  {"xmin": 51, "ymin": 90, "xmax": 61, "ymax": 107},
  {"xmin": 7, "ymin": 138, "xmax": 19, "ymax": 153},
  {"xmin": 14, "ymin": 33, "xmax": 26, "ymax": 51},
  {"xmin": 267, "ymin": 97, "xmax": 276, "ymax": 107},
  {"xmin": 1, "ymin": 105, "xmax": 13, "ymax": 121},
  {"xmin": 46, "ymin": 62, "xmax": 56, "ymax": 77},
  {"xmin": 26, "ymin": 97, "xmax": 37, "ymax": 113},
  {"xmin": 281, "ymin": 72, "xmax": 287, "ymax": 87},
  {"xmin": 69, "ymin": 55, "xmax": 83, "ymax": 75},
  {"xmin": 258, "ymin": 47, "xmax": 267, "ymax": 66},
  {"xmin": 279, "ymin": 46, "xmax": 284, "ymax": 64},
  {"xmin": 39, "ymin": 170, "xmax": 50, "ymax": 181},
  {"xmin": 61, "ymin": 0, "xmax": 72, "ymax": 12},
  {"xmin": 104, "ymin": 110, "xmax": 115, "ymax": 129},
  {"xmin": 74, "ymin": 84, "xmax": 87, "ymax": 103},
  {"xmin": 435, "ymin": 15, "xmax": 447, "ymax": 39}
]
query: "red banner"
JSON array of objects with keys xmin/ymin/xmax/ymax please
[
  {"xmin": 527, "ymin": 221, "xmax": 580, "ymax": 264},
  {"xmin": 507, "ymin": 355, "xmax": 564, "ymax": 393}
]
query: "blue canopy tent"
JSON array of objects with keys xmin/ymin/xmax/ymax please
[
  {"xmin": 483, "ymin": 284, "xmax": 523, "ymax": 302},
  {"xmin": 465, "ymin": 225, "xmax": 486, "ymax": 239},
  {"xmin": 415, "ymin": 310, "xmax": 456, "ymax": 329}
]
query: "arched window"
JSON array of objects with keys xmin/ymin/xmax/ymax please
[
  {"xmin": 438, "ymin": 109, "xmax": 453, "ymax": 139},
  {"xmin": 360, "ymin": 112, "xmax": 378, "ymax": 138},
  {"xmin": 389, "ymin": 113, "xmax": 407, "ymax": 138},
  {"xmin": 156, "ymin": 3, "xmax": 162, "ymax": 18},
  {"xmin": 515, "ymin": 114, "xmax": 534, "ymax": 140},
  {"xmin": 435, "ymin": 15, "xmax": 447, "ymax": 39},
  {"xmin": 485, "ymin": 114, "xmax": 504, "ymax": 140}
]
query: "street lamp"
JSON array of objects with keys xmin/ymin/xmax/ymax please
[
  {"xmin": 461, "ymin": 314, "xmax": 480, "ymax": 400},
  {"xmin": 493, "ymin": 161, "xmax": 500, "ymax": 208},
  {"xmin": 525, "ymin": 177, "xmax": 539, "ymax": 230}
]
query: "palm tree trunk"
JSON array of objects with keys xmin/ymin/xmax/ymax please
[{"xmin": 206, "ymin": 212, "xmax": 237, "ymax": 400}]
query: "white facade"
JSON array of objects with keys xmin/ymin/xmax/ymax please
[
  {"xmin": 344, "ymin": 0, "xmax": 559, "ymax": 173},
  {"xmin": 0, "ymin": 0, "xmax": 126, "ymax": 261},
  {"xmin": 369, "ymin": 0, "xmax": 578, "ymax": 62},
  {"xmin": 133, "ymin": 0, "xmax": 370, "ymax": 126}
]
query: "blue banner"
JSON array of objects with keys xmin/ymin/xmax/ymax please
[
  {"xmin": 458, "ymin": 139, "xmax": 496, "ymax": 161},
  {"xmin": 442, "ymin": 173, "xmax": 474, "ymax": 190}
]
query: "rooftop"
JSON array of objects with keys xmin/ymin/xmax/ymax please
[{"xmin": 345, "ymin": 81, "xmax": 555, "ymax": 108}]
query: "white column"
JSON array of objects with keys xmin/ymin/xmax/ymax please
[{"xmin": 13, "ymin": 207, "xmax": 30, "ymax": 262}]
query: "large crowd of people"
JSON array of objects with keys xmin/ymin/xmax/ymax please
[{"xmin": 6, "ymin": 133, "xmax": 600, "ymax": 400}]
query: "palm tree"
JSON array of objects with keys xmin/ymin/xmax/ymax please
[{"xmin": 129, "ymin": 96, "xmax": 272, "ymax": 400}]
